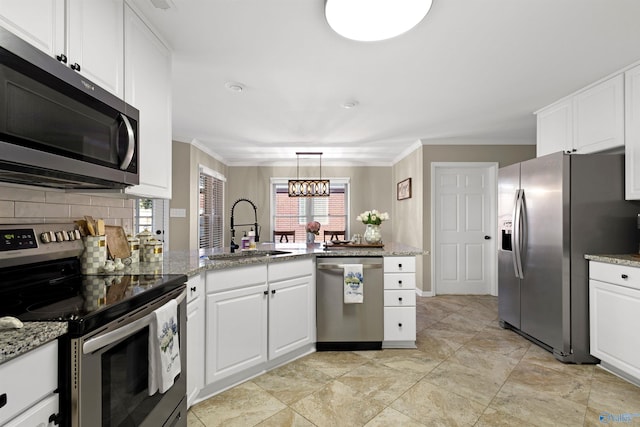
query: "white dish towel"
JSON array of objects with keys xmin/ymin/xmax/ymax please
[
  {"xmin": 148, "ymin": 299, "xmax": 181, "ymax": 395},
  {"xmin": 344, "ymin": 264, "xmax": 364, "ymax": 304}
]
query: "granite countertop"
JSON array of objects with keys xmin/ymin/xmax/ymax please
[
  {"xmin": 1, "ymin": 242, "xmax": 425, "ymax": 365},
  {"xmin": 0, "ymin": 322, "xmax": 67, "ymax": 364},
  {"xmin": 122, "ymin": 242, "xmax": 427, "ymax": 277},
  {"xmin": 585, "ymin": 253, "xmax": 640, "ymax": 268}
]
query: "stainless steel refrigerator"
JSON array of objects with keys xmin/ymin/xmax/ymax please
[{"xmin": 498, "ymin": 151, "xmax": 639, "ymax": 363}]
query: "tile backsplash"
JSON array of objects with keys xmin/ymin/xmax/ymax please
[{"xmin": 0, "ymin": 184, "xmax": 135, "ymax": 232}]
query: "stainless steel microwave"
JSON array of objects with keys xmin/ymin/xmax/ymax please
[{"xmin": 0, "ymin": 26, "xmax": 139, "ymax": 190}]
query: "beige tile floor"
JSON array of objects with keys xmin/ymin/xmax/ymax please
[{"xmin": 188, "ymin": 295, "xmax": 640, "ymax": 426}]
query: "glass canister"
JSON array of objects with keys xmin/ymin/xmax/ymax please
[
  {"xmin": 127, "ymin": 235, "xmax": 140, "ymax": 263},
  {"xmin": 142, "ymin": 238, "xmax": 163, "ymax": 263}
]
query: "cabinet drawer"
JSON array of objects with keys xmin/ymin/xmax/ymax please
[
  {"xmin": 590, "ymin": 261, "xmax": 640, "ymax": 290},
  {"xmin": 268, "ymin": 258, "xmax": 313, "ymax": 282},
  {"xmin": 384, "ymin": 257, "xmax": 415, "ymax": 273},
  {"xmin": 206, "ymin": 264, "xmax": 268, "ymax": 293},
  {"xmin": 0, "ymin": 341, "xmax": 58, "ymax": 426},
  {"xmin": 384, "ymin": 290, "xmax": 416, "ymax": 307},
  {"xmin": 384, "ymin": 273, "xmax": 415, "ymax": 290},
  {"xmin": 384, "ymin": 307, "xmax": 416, "ymax": 341}
]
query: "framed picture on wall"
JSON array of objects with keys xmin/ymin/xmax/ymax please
[{"xmin": 397, "ymin": 178, "xmax": 412, "ymax": 200}]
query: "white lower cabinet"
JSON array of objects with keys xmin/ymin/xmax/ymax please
[
  {"xmin": 268, "ymin": 259, "xmax": 315, "ymax": 360},
  {"xmin": 589, "ymin": 261, "xmax": 640, "ymax": 384},
  {"xmin": 205, "ymin": 265, "xmax": 268, "ymax": 385},
  {"xmin": 0, "ymin": 340, "xmax": 59, "ymax": 426},
  {"xmin": 383, "ymin": 256, "xmax": 417, "ymax": 348},
  {"xmin": 200, "ymin": 259, "xmax": 315, "ymax": 399},
  {"xmin": 186, "ymin": 273, "xmax": 205, "ymax": 408}
]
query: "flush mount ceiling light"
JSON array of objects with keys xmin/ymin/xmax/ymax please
[
  {"xmin": 288, "ymin": 152, "xmax": 330, "ymax": 197},
  {"xmin": 325, "ymin": 0, "xmax": 433, "ymax": 42},
  {"xmin": 225, "ymin": 82, "xmax": 244, "ymax": 92}
]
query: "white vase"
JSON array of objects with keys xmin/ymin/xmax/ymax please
[
  {"xmin": 306, "ymin": 232, "xmax": 316, "ymax": 243},
  {"xmin": 363, "ymin": 224, "xmax": 382, "ymax": 244}
]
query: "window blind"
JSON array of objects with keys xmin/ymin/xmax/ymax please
[{"xmin": 199, "ymin": 171, "xmax": 224, "ymax": 249}]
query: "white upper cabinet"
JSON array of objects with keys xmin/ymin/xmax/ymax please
[
  {"xmin": 536, "ymin": 99, "xmax": 573, "ymax": 157},
  {"xmin": 536, "ymin": 74, "xmax": 624, "ymax": 157},
  {"xmin": 573, "ymin": 74, "xmax": 624, "ymax": 153},
  {"xmin": 123, "ymin": 4, "xmax": 172, "ymax": 199},
  {"xmin": 66, "ymin": 0, "xmax": 125, "ymax": 98},
  {"xmin": 625, "ymin": 64, "xmax": 640, "ymax": 200},
  {"xmin": 0, "ymin": 0, "xmax": 124, "ymax": 98},
  {"xmin": 0, "ymin": 0, "xmax": 64, "ymax": 57}
]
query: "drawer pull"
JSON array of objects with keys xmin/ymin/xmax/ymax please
[
  {"xmin": 398, "ymin": 280, "xmax": 403, "ymax": 285},
  {"xmin": 0, "ymin": 393, "xmax": 6, "ymax": 409},
  {"xmin": 398, "ymin": 264, "xmax": 403, "ymax": 269},
  {"xmin": 621, "ymin": 274, "xmax": 629, "ymax": 279},
  {"xmin": 398, "ymin": 297, "xmax": 403, "ymax": 302},
  {"xmin": 264, "ymin": 290, "xmax": 268, "ymax": 295},
  {"xmin": 398, "ymin": 323, "xmax": 403, "ymax": 327},
  {"xmin": 271, "ymin": 289, "xmax": 276, "ymax": 294},
  {"xmin": 190, "ymin": 286, "xmax": 197, "ymax": 293}
]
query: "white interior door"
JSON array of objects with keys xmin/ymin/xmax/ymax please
[{"xmin": 432, "ymin": 163, "xmax": 497, "ymax": 295}]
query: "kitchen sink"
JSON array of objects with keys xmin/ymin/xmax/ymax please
[{"xmin": 207, "ymin": 250, "xmax": 292, "ymax": 260}]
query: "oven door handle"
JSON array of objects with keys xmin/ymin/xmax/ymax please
[{"xmin": 83, "ymin": 290, "xmax": 186, "ymax": 354}]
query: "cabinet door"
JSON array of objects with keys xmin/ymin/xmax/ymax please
[
  {"xmin": 4, "ymin": 394, "xmax": 58, "ymax": 427},
  {"xmin": 186, "ymin": 275, "xmax": 204, "ymax": 408},
  {"xmin": 536, "ymin": 99, "xmax": 573, "ymax": 157},
  {"xmin": 626, "ymin": 64, "xmax": 640, "ymax": 199},
  {"xmin": 0, "ymin": 341, "xmax": 57, "ymax": 426},
  {"xmin": 123, "ymin": 5, "xmax": 172, "ymax": 199},
  {"xmin": 574, "ymin": 74, "xmax": 624, "ymax": 154},
  {"xmin": 0, "ymin": 0, "xmax": 64, "ymax": 57},
  {"xmin": 268, "ymin": 275, "xmax": 314, "ymax": 360},
  {"xmin": 590, "ymin": 279, "xmax": 640, "ymax": 380},
  {"xmin": 205, "ymin": 284, "xmax": 268, "ymax": 384},
  {"xmin": 67, "ymin": 0, "xmax": 124, "ymax": 98}
]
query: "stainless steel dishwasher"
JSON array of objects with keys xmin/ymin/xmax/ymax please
[{"xmin": 316, "ymin": 257, "xmax": 384, "ymax": 350}]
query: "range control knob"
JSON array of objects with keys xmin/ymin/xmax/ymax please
[{"xmin": 40, "ymin": 232, "xmax": 51, "ymax": 243}]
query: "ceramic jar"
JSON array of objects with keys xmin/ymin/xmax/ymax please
[
  {"xmin": 142, "ymin": 238, "xmax": 163, "ymax": 263},
  {"xmin": 127, "ymin": 235, "xmax": 140, "ymax": 263}
]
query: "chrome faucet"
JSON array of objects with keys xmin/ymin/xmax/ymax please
[{"xmin": 230, "ymin": 198, "xmax": 260, "ymax": 252}]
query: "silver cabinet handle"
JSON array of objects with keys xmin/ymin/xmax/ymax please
[{"xmin": 119, "ymin": 114, "xmax": 135, "ymax": 170}]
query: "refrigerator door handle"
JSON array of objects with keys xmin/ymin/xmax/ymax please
[{"xmin": 513, "ymin": 189, "xmax": 525, "ymax": 279}]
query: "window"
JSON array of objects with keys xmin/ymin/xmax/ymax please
[
  {"xmin": 134, "ymin": 198, "xmax": 169, "ymax": 245},
  {"xmin": 271, "ymin": 178, "xmax": 349, "ymax": 242},
  {"xmin": 199, "ymin": 166, "xmax": 226, "ymax": 250}
]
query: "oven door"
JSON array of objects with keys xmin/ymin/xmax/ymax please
[{"xmin": 70, "ymin": 288, "xmax": 186, "ymax": 427}]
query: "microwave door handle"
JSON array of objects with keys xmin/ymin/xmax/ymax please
[
  {"xmin": 118, "ymin": 113, "xmax": 135, "ymax": 170},
  {"xmin": 83, "ymin": 290, "xmax": 186, "ymax": 354}
]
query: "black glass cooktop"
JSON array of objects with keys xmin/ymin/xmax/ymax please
[{"xmin": 0, "ymin": 257, "xmax": 186, "ymax": 335}]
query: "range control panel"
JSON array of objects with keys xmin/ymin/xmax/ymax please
[{"xmin": 0, "ymin": 224, "xmax": 84, "ymax": 267}]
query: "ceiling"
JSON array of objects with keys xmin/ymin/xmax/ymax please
[{"xmin": 129, "ymin": 0, "xmax": 640, "ymax": 166}]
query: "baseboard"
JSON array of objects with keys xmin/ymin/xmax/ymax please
[{"xmin": 416, "ymin": 288, "xmax": 434, "ymax": 297}]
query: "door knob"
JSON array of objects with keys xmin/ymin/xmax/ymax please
[{"xmin": 484, "ymin": 235, "xmax": 491, "ymax": 240}]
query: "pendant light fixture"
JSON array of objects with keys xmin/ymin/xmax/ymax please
[
  {"xmin": 325, "ymin": 0, "xmax": 433, "ymax": 42},
  {"xmin": 288, "ymin": 152, "xmax": 330, "ymax": 197}
]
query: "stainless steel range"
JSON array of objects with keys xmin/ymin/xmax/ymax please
[{"xmin": 0, "ymin": 224, "xmax": 187, "ymax": 427}]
